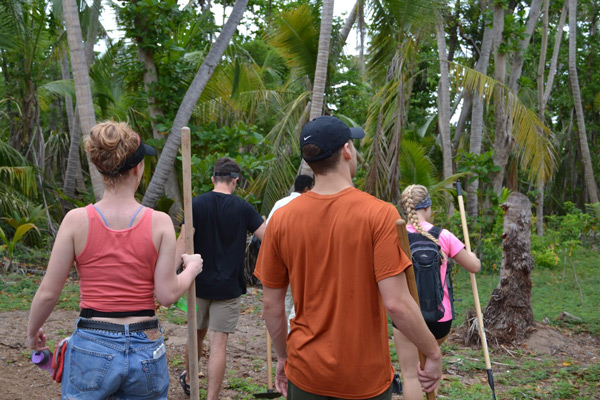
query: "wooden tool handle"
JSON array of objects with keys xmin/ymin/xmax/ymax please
[
  {"xmin": 266, "ymin": 329, "xmax": 273, "ymax": 390},
  {"xmin": 396, "ymin": 220, "xmax": 436, "ymax": 400},
  {"xmin": 182, "ymin": 127, "xmax": 200, "ymax": 399},
  {"xmin": 456, "ymin": 182, "xmax": 492, "ymax": 370}
]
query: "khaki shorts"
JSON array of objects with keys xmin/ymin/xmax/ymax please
[{"xmin": 196, "ymin": 297, "xmax": 241, "ymax": 333}]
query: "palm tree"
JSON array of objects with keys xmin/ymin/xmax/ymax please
[
  {"xmin": 435, "ymin": 19, "xmax": 452, "ymax": 187},
  {"xmin": 535, "ymin": 0, "xmax": 567, "ymax": 235},
  {"xmin": 63, "ymin": 0, "xmax": 104, "ymax": 200},
  {"xmin": 490, "ymin": 0, "xmax": 543, "ymax": 196},
  {"xmin": 567, "ymin": 0, "xmax": 600, "ymax": 214},
  {"xmin": 142, "ymin": 0, "xmax": 249, "ymax": 208},
  {"xmin": 55, "ymin": 0, "xmax": 102, "ymax": 201},
  {"xmin": 297, "ymin": 0, "xmax": 335, "ymax": 177},
  {"xmin": 363, "ymin": 0, "xmax": 440, "ymax": 204}
]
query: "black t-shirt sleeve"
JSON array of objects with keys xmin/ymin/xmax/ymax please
[{"xmin": 244, "ymin": 201, "xmax": 264, "ymax": 233}]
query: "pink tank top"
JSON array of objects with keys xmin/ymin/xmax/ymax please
[{"xmin": 75, "ymin": 204, "xmax": 158, "ymax": 312}]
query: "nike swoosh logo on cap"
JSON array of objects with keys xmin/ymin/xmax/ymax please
[{"xmin": 303, "ymin": 135, "xmax": 312, "ymax": 141}]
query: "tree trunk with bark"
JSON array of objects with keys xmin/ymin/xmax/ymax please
[
  {"xmin": 137, "ymin": 40, "xmax": 183, "ymax": 218},
  {"xmin": 436, "ymin": 20, "xmax": 452, "ymax": 183},
  {"xmin": 299, "ymin": 0, "xmax": 335, "ymax": 177},
  {"xmin": 567, "ymin": 0, "xmax": 600, "ymax": 214},
  {"xmin": 466, "ymin": 6, "xmax": 495, "ymax": 217},
  {"xmin": 480, "ymin": 192, "xmax": 535, "ymax": 344},
  {"xmin": 142, "ymin": 0, "xmax": 249, "ymax": 208},
  {"xmin": 63, "ymin": 0, "xmax": 104, "ymax": 200},
  {"xmin": 491, "ymin": 0, "xmax": 543, "ymax": 198}
]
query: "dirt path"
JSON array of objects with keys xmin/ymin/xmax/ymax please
[{"xmin": 1, "ymin": 288, "xmax": 598, "ymax": 399}]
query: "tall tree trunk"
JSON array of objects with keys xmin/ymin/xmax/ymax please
[
  {"xmin": 137, "ymin": 45, "xmax": 184, "ymax": 218},
  {"xmin": 567, "ymin": 0, "xmax": 600, "ymax": 213},
  {"xmin": 61, "ymin": 40, "xmax": 85, "ymax": 200},
  {"xmin": 142, "ymin": 0, "xmax": 249, "ymax": 207},
  {"xmin": 542, "ymin": 2, "xmax": 567, "ymax": 113},
  {"xmin": 436, "ymin": 20, "xmax": 453, "ymax": 183},
  {"xmin": 535, "ymin": 0, "xmax": 567, "ymax": 234},
  {"xmin": 63, "ymin": 0, "xmax": 104, "ymax": 200},
  {"xmin": 480, "ymin": 192, "xmax": 535, "ymax": 345},
  {"xmin": 358, "ymin": 1, "xmax": 365, "ymax": 78},
  {"xmin": 536, "ymin": 0, "xmax": 550, "ymax": 236},
  {"xmin": 508, "ymin": 0, "xmax": 543, "ymax": 93},
  {"xmin": 299, "ymin": 0, "xmax": 335, "ymax": 177},
  {"xmin": 466, "ymin": 7, "xmax": 495, "ymax": 217},
  {"xmin": 309, "ymin": 0, "xmax": 335, "ymax": 120},
  {"xmin": 491, "ymin": 0, "xmax": 542, "ymax": 196},
  {"xmin": 61, "ymin": 0, "xmax": 101, "ymax": 201},
  {"xmin": 489, "ymin": 4, "xmax": 508, "ymax": 198}
]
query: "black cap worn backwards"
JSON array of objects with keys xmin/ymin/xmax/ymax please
[
  {"xmin": 99, "ymin": 135, "xmax": 157, "ymax": 176},
  {"xmin": 300, "ymin": 116, "xmax": 365, "ymax": 162}
]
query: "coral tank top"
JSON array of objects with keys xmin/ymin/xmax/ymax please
[{"xmin": 75, "ymin": 204, "xmax": 158, "ymax": 312}]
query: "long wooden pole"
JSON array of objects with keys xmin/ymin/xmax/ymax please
[
  {"xmin": 266, "ymin": 330, "xmax": 273, "ymax": 391},
  {"xmin": 182, "ymin": 127, "xmax": 200, "ymax": 399},
  {"xmin": 396, "ymin": 219, "xmax": 436, "ymax": 400},
  {"xmin": 456, "ymin": 182, "xmax": 496, "ymax": 400}
]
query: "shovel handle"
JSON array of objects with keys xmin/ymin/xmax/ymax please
[
  {"xmin": 396, "ymin": 220, "xmax": 436, "ymax": 400},
  {"xmin": 182, "ymin": 127, "xmax": 200, "ymax": 399},
  {"xmin": 456, "ymin": 182, "xmax": 492, "ymax": 370},
  {"xmin": 266, "ymin": 329, "xmax": 273, "ymax": 390}
]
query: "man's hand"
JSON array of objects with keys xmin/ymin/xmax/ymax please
[
  {"xmin": 274, "ymin": 357, "xmax": 288, "ymax": 396},
  {"xmin": 417, "ymin": 355, "xmax": 442, "ymax": 393}
]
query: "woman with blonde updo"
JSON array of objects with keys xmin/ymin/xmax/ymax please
[
  {"xmin": 27, "ymin": 120, "xmax": 203, "ymax": 399},
  {"xmin": 394, "ymin": 184, "xmax": 480, "ymax": 399}
]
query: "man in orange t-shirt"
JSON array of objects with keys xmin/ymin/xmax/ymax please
[{"xmin": 254, "ymin": 116, "xmax": 442, "ymax": 399}]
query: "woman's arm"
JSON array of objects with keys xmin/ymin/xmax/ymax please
[
  {"xmin": 153, "ymin": 212, "xmax": 203, "ymax": 306},
  {"xmin": 27, "ymin": 210, "xmax": 82, "ymax": 350},
  {"xmin": 453, "ymin": 248, "xmax": 481, "ymax": 273}
]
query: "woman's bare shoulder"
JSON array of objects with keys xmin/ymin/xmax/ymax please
[
  {"xmin": 61, "ymin": 206, "xmax": 88, "ymax": 225},
  {"xmin": 151, "ymin": 209, "xmax": 175, "ymax": 229}
]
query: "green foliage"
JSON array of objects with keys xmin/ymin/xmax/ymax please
[
  {"xmin": 0, "ymin": 205, "xmax": 46, "ymax": 273},
  {"xmin": 185, "ymin": 122, "xmax": 272, "ymax": 209},
  {"xmin": 264, "ymin": 4, "xmax": 319, "ymax": 83},
  {"xmin": 0, "ymin": 273, "xmax": 79, "ymax": 311},
  {"xmin": 227, "ymin": 372, "xmax": 262, "ymax": 397}
]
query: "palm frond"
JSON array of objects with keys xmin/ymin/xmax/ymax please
[
  {"xmin": 265, "ymin": 4, "xmax": 319, "ymax": 82},
  {"xmin": 0, "ymin": 140, "xmax": 37, "ymax": 197},
  {"xmin": 399, "ymin": 139, "xmax": 437, "ymax": 188},
  {"xmin": 450, "ymin": 61, "xmax": 557, "ymax": 184}
]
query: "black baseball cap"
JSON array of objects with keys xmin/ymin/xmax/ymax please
[{"xmin": 300, "ymin": 116, "xmax": 365, "ymax": 162}]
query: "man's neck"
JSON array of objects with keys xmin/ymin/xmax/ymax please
[
  {"xmin": 212, "ymin": 183, "xmax": 235, "ymax": 194},
  {"xmin": 310, "ymin": 171, "xmax": 353, "ymax": 195}
]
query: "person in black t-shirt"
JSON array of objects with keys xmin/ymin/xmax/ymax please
[{"xmin": 176, "ymin": 157, "xmax": 265, "ymax": 398}]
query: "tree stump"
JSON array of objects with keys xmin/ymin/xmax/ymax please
[{"xmin": 470, "ymin": 192, "xmax": 535, "ymax": 345}]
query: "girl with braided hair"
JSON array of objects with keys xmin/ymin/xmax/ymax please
[{"xmin": 394, "ymin": 184, "xmax": 480, "ymax": 399}]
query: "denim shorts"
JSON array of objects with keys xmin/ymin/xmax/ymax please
[{"xmin": 61, "ymin": 317, "xmax": 169, "ymax": 400}]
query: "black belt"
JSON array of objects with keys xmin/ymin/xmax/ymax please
[
  {"xmin": 80, "ymin": 308, "xmax": 155, "ymax": 318},
  {"xmin": 77, "ymin": 318, "xmax": 159, "ymax": 333}
]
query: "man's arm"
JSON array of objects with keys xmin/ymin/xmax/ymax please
[
  {"xmin": 378, "ymin": 272, "xmax": 442, "ymax": 393},
  {"xmin": 262, "ymin": 285, "xmax": 288, "ymax": 395},
  {"xmin": 253, "ymin": 222, "xmax": 266, "ymax": 241}
]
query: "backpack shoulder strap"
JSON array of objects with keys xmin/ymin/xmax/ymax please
[{"xmin": 427, "ymin": 226, "xmax": 442, "ymax": 239}]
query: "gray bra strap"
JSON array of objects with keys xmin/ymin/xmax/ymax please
[
  {"xmin": 129, "ymin": 206, "xmax": 145, "ymax": 227},
  {"xmin": 92, "ymin": 204, "xmax": 110, "ymax": 228}
]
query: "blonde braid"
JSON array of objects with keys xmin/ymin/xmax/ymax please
[{"xmin": 401, "ymin": 184, "xmax": 447, "ymax": 260}]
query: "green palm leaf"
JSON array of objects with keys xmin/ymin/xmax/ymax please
[
  {"xmin": 265, "ymin": 4, "xmax": 319, "ymax": 82},
  {"xmin": 450, "ymin": 61, "xmax": 557, "ymax": 184}
]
